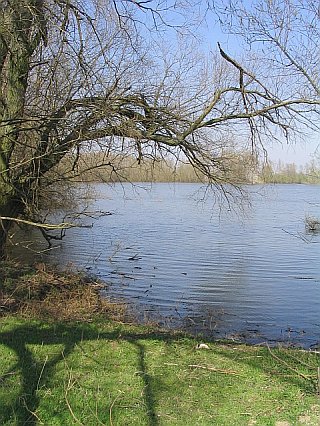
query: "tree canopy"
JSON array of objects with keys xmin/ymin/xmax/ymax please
[{"xmin": 1, "ymin": 0, "xmax": 319, "ymax": 257}]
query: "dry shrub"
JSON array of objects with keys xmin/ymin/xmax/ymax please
[
  {"xmin": 305, "ymin": 216, "xmax": 320, "ymax": 233},
  {"xmin": 0, "ymin": 262, "xmax": 128, "ymax": 322}
]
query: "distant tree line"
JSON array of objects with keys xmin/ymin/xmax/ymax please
[
  {"xmin": 56, "ymin": 151, "xmax": 320, "ymax": 185},
  {"xmin": 56, "ymin": 150, "xmax": 259, "ymax": 184},
  {"xmin": 260, "ymin": 160, "xmax": 320, "ymax": 184}
]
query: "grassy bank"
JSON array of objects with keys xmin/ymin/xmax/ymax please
[{"xmin": 0, "ymin": 262, "xmax": 319, "ymax": 425}]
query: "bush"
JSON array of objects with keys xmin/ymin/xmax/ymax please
[{"xmin": 305, "ymin": 216, "xmax": 320, "ymax": 232}]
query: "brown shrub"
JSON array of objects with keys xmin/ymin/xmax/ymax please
[{"xmin": 0, "ymin": 262, "xmax": 128, "ymax": 322}]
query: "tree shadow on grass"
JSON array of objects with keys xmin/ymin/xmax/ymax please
[
  {"xmin": 0, "ymin": 322, "xmax": 318, "ymax": 425},
  {"xmin": 0, "ymin": 322, "xmax": 169, "ymax": 425}
]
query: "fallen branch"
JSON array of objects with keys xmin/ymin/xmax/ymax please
[
  {"xmin": 0, "ymin": 216, "xmax": 87, "ymax": 230},
  {"xmin": 266, "ymin": 344, "xmax": 311, "ymax": 382}
]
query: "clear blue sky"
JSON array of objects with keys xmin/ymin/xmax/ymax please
[{"xmin": 267, "ymin": 138, "xmax": 319, "ymax": 167}]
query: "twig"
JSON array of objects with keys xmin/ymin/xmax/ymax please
[
  {"xmin": 62, "ymin": 353, "xmax": 84, "ymax": 425},
  {"xmin": 109, "ymin": 391, "xmax": 123, "ymax": 426},
  {"xmin": 280, "ymin": 349, "xmax": 317, "ymax": 369},
  {"xmin": 281, "ymin": 228, "xmax": 311, "ymax": 243},
  {"xmin": 0, "ymin": 371, "xmax": 18, "ymax": 383},
  {"xmin": 266, "ymin": 344, "xmax": 310, "ymax": 381},
  {"xmin": 188, "ymin": 364, "xmax": 239, "ymax": 375},
  {"xmin": 86, "ymin": 399, "xmax": 106, "ymax": 426},
  {"xmin": 23, "ymin": 402, "xmax": 44, "ymax": 425},
  {"xmin": 64, "ymin": 372, "xmax": 84, "ymax": 425},
  {"xmin": 37, "ymin": 356, "xmax": 48, "ymax": 391}
]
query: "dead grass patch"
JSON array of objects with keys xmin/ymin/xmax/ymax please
[{"xmin": 0, "ymin": 261, "xmax": 128, "ymax": 322}]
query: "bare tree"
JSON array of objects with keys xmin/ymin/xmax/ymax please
[
  {"xmin": 1, "ymin": 0, "xmax": 319, "ymax": 258},
  {"xmin": 214, "ymin": 0, "xmax": 320, "ymax": 115}
]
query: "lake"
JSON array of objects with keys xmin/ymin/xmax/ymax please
[{"xmin": 14, "ymin": 183, "xmax": 320, "ymax": 347}]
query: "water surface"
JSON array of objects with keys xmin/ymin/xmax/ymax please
[{"xmin": 15, "ymin": 183, "xmax": 320, "ymax": 347}]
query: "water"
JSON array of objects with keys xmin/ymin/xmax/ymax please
[{"xmin": 13, "ymin": 183, "xmax": 320, "ymax": 347}]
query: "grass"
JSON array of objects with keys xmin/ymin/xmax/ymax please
[{"xmin": 0, "ymin": 262, "xmax": 319, "ymax": 425}]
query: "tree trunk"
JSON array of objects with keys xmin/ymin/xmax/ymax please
[
  {"xmin": 0, "ymin": 196, "xmax": 22, "ymax": 259},
  {"xmin": 0, "ymin": 2, "xmax": 33, "ymax": 259},
  {"xmin": 0, "ymin": 226, "xmax": 9, "ymax": 260}
]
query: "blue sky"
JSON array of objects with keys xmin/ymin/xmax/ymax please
[
  {"xmin": 197, "ymin": 7, "xmax": 320, "ymax": 167},
  {"xmin": 137, "ymin": 1, "xmax": 320, "ymax": 166},
  {"xmin": 267, "ymin": 138, "xmax": 319, "ymax": 167}
]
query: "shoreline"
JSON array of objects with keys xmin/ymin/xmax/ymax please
[{"xmin": 1, "ymin": 260, "xmax": 319, "ymax": 351}]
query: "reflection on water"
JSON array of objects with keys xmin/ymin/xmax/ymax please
[{"xmin": 11, "ymin": 183, "xmax": 320, "ymax": 347}]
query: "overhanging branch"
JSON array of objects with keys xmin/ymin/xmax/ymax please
[{"xmin": 0, "ymin": 216, "xmax": 91, "ymax": 230}]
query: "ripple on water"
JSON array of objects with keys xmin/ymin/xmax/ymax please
[{"xmin": 11, "ymin": 183, "xmax": 320, "ymax": 347}]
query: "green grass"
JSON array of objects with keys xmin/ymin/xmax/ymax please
[
  {"xmin": 0, "ymin": 317, "xmax": 319, "ymax": 426},
  {"xmin": 0, "ymin": 261, "xmax": 319, "ymax": 424}
]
